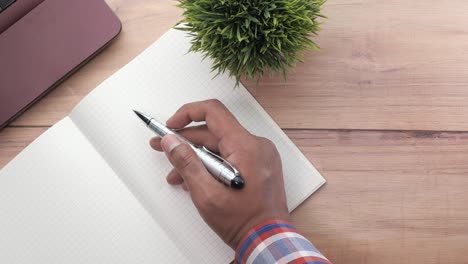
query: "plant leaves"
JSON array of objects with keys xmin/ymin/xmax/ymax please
[{"xmin": 176, "ymin": 0, "xmax": 325, "ymax": 86}]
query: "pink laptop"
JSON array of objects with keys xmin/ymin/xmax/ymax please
[{"xmin": 0, "ymin": 0, "xmax": 121, "ymax": 129}]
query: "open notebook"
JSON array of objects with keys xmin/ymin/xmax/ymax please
[{"xmin": 0, "ymin": 29, "xmax": 326, "ymax": 263}]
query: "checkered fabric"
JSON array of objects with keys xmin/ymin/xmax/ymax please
[{"xmin": 236, "ymin": 220, "xmax": 331, "ymax": 264}]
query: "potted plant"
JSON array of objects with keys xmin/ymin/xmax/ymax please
[{"xmin": 176, "ymin": 0, "xmax": 325, "ymax": 85}]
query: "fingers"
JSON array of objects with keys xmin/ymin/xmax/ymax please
[
  {"xmin": 166, "ymin": 99, "xmax": 249, "ymax": 140},
  {"xmin": 150, "ymin": 125, "xmax": 219, "ymax": 152},
  {"xmin": 160, "ymin": 134, "xmax": 221, "ymax": 196},
  {"xmin": 166, "ymin": 169, "xmax": 189, "ymax": 192},
  {"xmin": 166, "ymin": 168, "xmax": 184, "ymax": 185},
  {"xmin": 178, "ymin": 125, "xmax": 219, "ymax": 151},
  {"xmin": 150, "ymin": 137, "xmax": 163, "ymax": 151}
]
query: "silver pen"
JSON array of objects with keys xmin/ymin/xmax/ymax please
[{"xmin": 133, "ymin": 110, "xmax": 245, "ymax": 189}]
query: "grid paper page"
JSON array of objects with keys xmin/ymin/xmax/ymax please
[
  {"xmin": 0, "ymin": 117, "xmax": 189, "ymax": 263},
  {"xmin": 70, "ymin": 29, "xmax": 326, "ymax": 263}
]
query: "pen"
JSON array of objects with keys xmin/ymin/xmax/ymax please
[{"xmin": 133, "ymin": 110, "xmax": 245, "ymax": 189}]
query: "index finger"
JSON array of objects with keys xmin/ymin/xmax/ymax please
[{"xmin": 166, "ymin": 99, "xmax": 249, "ymax": 140}]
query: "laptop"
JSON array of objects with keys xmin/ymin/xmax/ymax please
[{"xmin": 0, "ymin": 0, "xmax": 121, "ymax": 129}]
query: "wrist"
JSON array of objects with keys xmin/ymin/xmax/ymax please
[{"xmin": 230, "ymin": 212, "xmax": 289, "ymax": 249}]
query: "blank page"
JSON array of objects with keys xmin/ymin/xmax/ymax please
[
  {"xmin": 0, "ymin": 118, "xmax": 189, "ymax": 263},
  {"xmin": 70, "ymin": 29, "xmax": 326, "ymax": 262}
]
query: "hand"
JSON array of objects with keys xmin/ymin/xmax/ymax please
[{"xmin": 149, "ymin": 99, "xmax": 289, "ymax": 249}]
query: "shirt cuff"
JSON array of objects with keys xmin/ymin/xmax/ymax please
[{"xmin": 235, "ymin": 220, "xmax": 331, "ymax": 264}]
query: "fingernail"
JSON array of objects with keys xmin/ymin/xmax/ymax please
[
  {"xmin": 149, "ymin": 136, "xmax": 160, "ymax": 144},
  {"xmin": 161, "ymin": 135, "xmax": 182, "ymax": 153},
  {"xmin": 149, "ymin": 137, "xmax": 161, "ymax": 150}
]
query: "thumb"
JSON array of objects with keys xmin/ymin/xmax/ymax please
[{"xmin": 160, "ymin": 134, "xmax": 212, "ymax": 192}]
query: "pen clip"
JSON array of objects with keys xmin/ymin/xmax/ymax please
[{"xmin": 202, "ymin": 146, "xmax": 240, "ymax": 176}]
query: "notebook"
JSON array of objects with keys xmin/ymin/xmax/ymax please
[{"xmin": 0, "ymin": 29, "xmax": 326, "ymax": 263}]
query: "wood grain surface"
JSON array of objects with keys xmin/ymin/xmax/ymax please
[
  {"xmin": 7, "ymin": 0, "xmax": 468, "ymax": 130},
  {"xmin": 289, "ymin": 129, "xmax": 468, "ymax": 263},
  {"xmin": 2, "ymin": 128, "xmax": 468, "ymax": 263},
  {"xmin": 247, "ymin": 0, "xmax": 468, "ymax": 130},
  {"xmin": 2, "ymin": 0, "xmax": 468, "ymax": 263}
]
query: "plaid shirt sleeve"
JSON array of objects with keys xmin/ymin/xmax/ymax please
[{"xmin": 235, "ymin": 220, "xmax": 331, "ymax": 264}]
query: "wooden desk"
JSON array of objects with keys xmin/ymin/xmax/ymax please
[{"xmin": 1, "ymin": 0, "xmax": 468, "ymax": 263}]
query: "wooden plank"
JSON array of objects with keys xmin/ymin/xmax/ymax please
[
  {"xmin": 0, "ymin": 127, "xmax": 48, "ymax": 168},
  {"xmin": 244, "ymin": 0, "xmax": 468, "ymax": 130},
  {"xmin": 287, "ymin": 129, "xmax": 468, "ymax": 263},
  {"xmin": 2, "ymin": 127, "xmax": 468, "ymax": 263},
  {"xmin": 10, "ymin": 0, "xmax": 468, "ymax": 131}
]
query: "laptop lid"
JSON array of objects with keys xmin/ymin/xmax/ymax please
[
  {"xmin": 0, "ymin": 0, "xmax": 44, "ymax": 33},
  {"xmin": 0, "ymin": 0, "xmax": 121, "ymax": 129}
]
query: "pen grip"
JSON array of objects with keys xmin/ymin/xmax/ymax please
[
  {"xmin": 145, "ymin": 118, "xmax": 243, "ymax": 188},
  {"xmin": 192, "ymin": 147, "xmax": 236, "ymax": 186}
]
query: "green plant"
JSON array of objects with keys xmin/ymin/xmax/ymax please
[{"xmin": 176, "ymin": 0, "xmax": 325, "ymax": 85}]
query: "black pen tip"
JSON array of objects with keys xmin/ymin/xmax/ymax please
[{"xmin": 133, "ymin": 109, "xmax": 151, "ymax": 125}]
